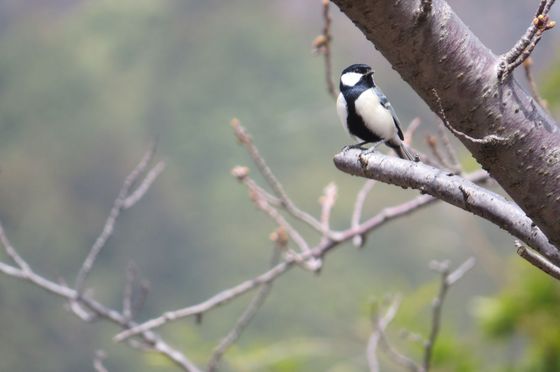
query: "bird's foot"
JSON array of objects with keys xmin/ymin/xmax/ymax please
[{"xmin": 341, "ymin": 141, "xmax": 368, "ymax": 153}]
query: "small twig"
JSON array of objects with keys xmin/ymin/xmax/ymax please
[
  {"xmin": 522, "ymin": 57, "xmax": 549, "ymax": 111},
  {"xmin": 122, "ymin": 262, "xmax": 138, "ymax": 320},
  {"xmin": 351, "ymin": 180, "xmax": 376, "ymax": 247},
  {"xmin": 0, "ymin": 221, "xmax": 199, "ymax": 372},
  {"xmin": 114, "ymin": 260, "xmax": 295, "ymax": 342},
  {"xmin": 367, "ymin": 295, "xmax": 402, "ymax": 372},
  {"xmin": 231, "ymin": 166, "xmax": 320, "ymax": 271},
  {"xmin": 0, "ymin": 223, "xmax": 32, "ymax": 273},
  {"xmin": 207, "ymin": 245, "xmax": 282, "ymax": 371},
  {"xmin": 426, "ymin": 135, "xmax": 450, "ymax": 170},
  {"xmin": 122, "ymin": 161, "xmax": 166, "ymax": 209},
  {"xmin": 75, "ymin": 146, "xmax": 163, "ymax": 294},
  {"xmin": 403, "ymin": 117, "xmax": 421, "ymax": 146},
  {"xmin": 319, "ymin": 182, "xmax": 338, "ymax": 243},
  {"xmin": 313, "ymin": 0, "xmax": 337, "ymax": 99},
  {"xmin": 516, "ymin": 240, "xmax": 560, "ymax": 280},
  {"xmin": 424, "ymin": 258, "xmax": 475, "ymax": 371},
  {"xmin": 432, "ymin": 89, "xmax": 510, "ymax": 145},
  {"xmin": 417, "ymin": 0, "xmax": 433, "ymax": 21},
  {"xmin": 436, "ymin": 119, "xmax": 461, "ymax": 172},
  {"xmin": 94, "ymin": 350, "xmax": 109, "ymax": 372},
  {"xmin": 230, "ymin": 119, "xmax": 327, "ymax": 236},
  {"xmin": 499, "ymin": 0, "xmax": 556, "ymax": 80}
]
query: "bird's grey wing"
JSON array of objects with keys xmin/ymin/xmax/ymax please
[{"xmin": 373, "ymin": 86, "xmax": 404, "ymax": 141}]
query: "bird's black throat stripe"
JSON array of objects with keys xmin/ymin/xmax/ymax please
[{"xmin": 344, "ymin": 86, "xmax": 383, "ymax": 143}]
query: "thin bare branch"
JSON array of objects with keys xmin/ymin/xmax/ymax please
[
  {"xmin": 516, "ymin": 241, "xmax": 560, "ymax": 280},
  {"xmin": 122, "ymin": 161, "xmax": 166, "ymax": 209},
  {"xmin": 319, "ymin": 182, "xmax": 338, "ymax": 243},
  {"xmin": 122, "ymin": 262, "xmax": 138, "ymax": 321},
  {"xmin": 313, "ymin": 0, "xmax": 337, "ymax": 99},
  {"xmin": 230, "ymin": 119, "xmax": 326, "ymax": 235},
  {"xmin": 334, "ymin": 149, "xmax": 560, "ymax": 271},
  {"xmin": 367, "ymin": 295, "xmax": 401, "ymax": 372},
  {"xmin": 432, "ymin": 89, "xmax": 510, "ymax": 145},
  {"xmin": 114, "ymin": 260, "xmax": 294, "ymax": 342},
  {"xmin": 116, "ymin": 169, "xmax": 489, "ymax": 341},
  {"xmin": 499, "ymin": 0, "xmax": 557, "ymax": 79},
  {"xmin": 0, "ymin": 223, "xmax": 32, "ymax": 272},
  {"xmin": 522, "ymin": 57, "xmax": 549, "ymax": 111},
  {"xmin": 351, "ymin": 180, "xmax": 376, "ymax": 247},
  {"xmin": 75, "ymin": 146, "xmax": 163, "ymax": 294},
  {"xmin": 207, "ymin": 248, "xmax": 281, "ymax": 371},
  {"xmin": 424, "ymin": 258, "xmax": 475, "ymax": 371},
  {"xmin": 94, "ymin": 350, "xmax": 109, "ymax": 372},
  {"xmin": 0, "ymin": 221, "xmax": 199, "ymax": 372}
]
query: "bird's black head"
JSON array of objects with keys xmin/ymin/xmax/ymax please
[{"xmin": 339, "ymin": 64, "xmax": 374, "ymax": 90}]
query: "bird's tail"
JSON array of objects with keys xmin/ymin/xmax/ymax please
[{"xmin": 393, "ymin": 143, "xmax": 418, "ymax": 161}]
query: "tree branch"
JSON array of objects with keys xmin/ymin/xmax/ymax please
[
  {"xmin": 333, "ymin": 149, "xmax": 560, "ymax": 270},
  {"xmin": 0, "ymin": 222, "xmax": 200, "ymax": 372},
  {"xmin": 330, "ymin": 0, "xmax": 560, "ymax": 248},
  {"xmin": 75, "ymin": 146, "xmax": 164, "ymax": 294},
  {"xmin": 424, "ymin": 258, "xmax": 475, "ymax": 371}
]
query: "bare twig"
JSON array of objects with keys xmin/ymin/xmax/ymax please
[
  {"xmin": 115, "ymin": 260, "xmax": 294, "ymax": 342},
  {"xmin": 436, "ymin": 119, "xmax": 461, "ymax": 172},
  {"xmin": 116, "ymin": 169, "xmax": 490, "ymax": 342},
  {"xmin": 0, "ymin": 221, "xmax": 200, "ymax": 372},
  {"xmin": 516, "ymin": 240, "xmax": 560, "ymax": 280},
  {"xmin": 522, "ymin": 58, "xmax": 549, "ymax": 111},
  {"xmin": 367, "ymin": 296, "xmax": 401, "ymax": 372},
  {"xmin": 122, "ymin": 262, "xmax": 138, "ymax": 320},
  {"xmin": 313, "ymin": 0, "xmax": 337, "ymax": 99},
  {"xmin": 207, "ymin": 246, "xmax": 281, "ymax": 371},
  {"xmin": 498, "ymin": 0, "xmax": 557, "ymax": 80},
  {"xmin": 122, "ymin": 161, "xmax": 166, "ymax": 209},
  {"xmin": 94, "ymin": 350, "xmax": 109, "ymax": 372},
  {"xmin": 432, "ymin": 89, "xmax": 510, "ymax": 145},
  {"xmin": 351, "ymin": 180, "xmax": 376, "ymax": 247},
  {"xmin": 424, "ymin": 258, "xmax": 475, "ymax": 371},
  {"xmin": 319, "ymin": 182, "xmax": 338, "ymax": 243},
  {"xmin": 426, "ymin": 135, "xmax": 450, "ymax": 170},
  {"xmin": 75, "ymin": 146, "xmax": 163, "ymax": 294},
  {"xmin": 403, "ymin": 117, "xmax": 421, "ymax": 146},
  {"xmin": 230, "ymin": 119, "xmax": 327, "ymax": 235},
  {"xmin": 231, "ymin": 166, "xmax": 320, "ymax": 270}
]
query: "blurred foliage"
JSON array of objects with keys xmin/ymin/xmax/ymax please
[{"xmin": 475, "ymin": 259, "xmax": 560, "ymax": 372}]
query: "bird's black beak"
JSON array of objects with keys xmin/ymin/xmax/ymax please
[{"xmin": 365, "ymin": 70, "xmax": 374, "ymax": 76}]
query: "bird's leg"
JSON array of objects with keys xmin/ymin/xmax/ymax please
[
  {"xmin": 362, "ymin": 140, "xmax": 384, "ymax": 155},
  {"xmin": 341, "ymin": 141, "xmax": 369, "ymax": 153}
]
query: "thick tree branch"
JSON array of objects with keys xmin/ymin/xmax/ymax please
[
  {"xmin": 333, "ymin": 149, "xmax": 560, "ymax": 270},
  {"xmin": 330, "ymin": 0, "xmax": 560, "ymax": 247}
]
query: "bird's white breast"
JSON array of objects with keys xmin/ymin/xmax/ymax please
[
  {"xmin": 354, "ymin": 89, "xmax": 395, "ymax": 140},
  {"xmin": 336, "ymin": 93, "xmax": 349, "ymax": 133}
]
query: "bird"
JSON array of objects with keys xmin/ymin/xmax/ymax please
[{"xmin": 336, "ymin": 63, "xmax": 416, "ymax": 161}]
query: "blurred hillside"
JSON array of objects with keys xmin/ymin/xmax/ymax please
[{"xmin": 0, "ymin": 0, "xmax": 559, "ymax": 371}]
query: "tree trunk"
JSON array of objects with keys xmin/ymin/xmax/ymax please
[{"xmin": 331, "ymin": 0, "xmax": 560, "ymax": 246}]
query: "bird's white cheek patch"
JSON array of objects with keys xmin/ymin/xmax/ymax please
[
  {"xmin": 354, "ymin": 89, "xmax": 395, "ymax": 139},
  {"xmin": 340, "ymin": 72, "xmax": 362, "ymax": 87}
]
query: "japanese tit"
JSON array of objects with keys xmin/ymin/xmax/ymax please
[{"xmin": 336, "ymin": 64, "xmax": 416, "ymax": 161}]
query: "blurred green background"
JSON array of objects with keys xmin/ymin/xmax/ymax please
[{"xmin": 1, "ymin": 0, "xmax": 559, "ymax": 371}]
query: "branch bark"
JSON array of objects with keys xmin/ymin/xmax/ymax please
[
  {"xmin": 330, "ymin": 0, "xmax": 560, "ymax": 246},
  {"xmin": 333, "ymin": 149, "xmax": 560, "ymax": 268}
]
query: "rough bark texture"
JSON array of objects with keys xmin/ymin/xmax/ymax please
[
  {"xmin": 331, "ymin": 0, "xmax": 560, "ymax": 246},
  {"xmin": 334, "ymin": 149, "xmax": 560, "ymax": 265}
]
